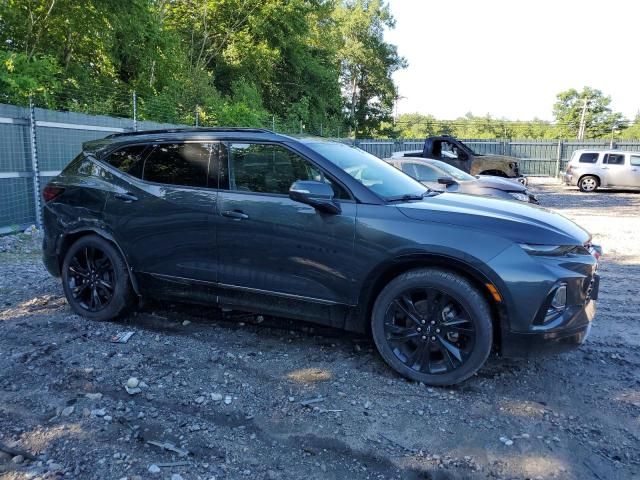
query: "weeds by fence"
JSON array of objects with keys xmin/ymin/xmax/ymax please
[{"xmin": 2, "ymin": 102, "xmax": 640, "ymax": 234}]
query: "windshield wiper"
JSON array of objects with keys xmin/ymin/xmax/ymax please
[{"xmin": 385, "ymin": 191, "xmax": 430, "ymax": 202}]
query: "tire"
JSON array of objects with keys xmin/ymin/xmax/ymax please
[
  {"xmin": 371, "ymin": 268, "xmax": 493, "ymax": 386},
  {"xmin": 61, "ymin": 235, "xmax": 135, "ymax": 321},
  {"xmin": 578, "ymin": 175, "xmax": 599, "ymax": 192}
]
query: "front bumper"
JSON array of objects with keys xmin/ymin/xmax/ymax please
[
  {"xmin": 488, "ymin": 242, "xmax": 599, "ymax": 358},
  {"xmin": 501, "ymin": 300, "xmax": 596, "ymax": 357}
]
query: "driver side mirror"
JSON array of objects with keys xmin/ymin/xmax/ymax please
[
  {"xmin": 289, "ymin": 180, "xmax": 341, "ymax": 214},
  {"xmin": 437, "ymin": 176, "xmax": 457, "ymax": 186}
]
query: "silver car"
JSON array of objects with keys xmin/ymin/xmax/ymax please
[{"xmin": 564, "ymin": 149, "xmax": 640, "ymax": 192}]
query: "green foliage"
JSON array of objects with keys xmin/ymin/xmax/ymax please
[
  {"xmin": 618, "ymin": 113, "xmax": 640, "ymax": 140},
  {"xmin": 553, "ymin": 86, "xmax": 626, "ymax": 139},
  {"xmin": 392, "ymin": 113, "xmax": 559, "ymax": 140},
  {"xmin": 335, "ymin": 0, "xmax": 406, "ymax": 137},
  {"xmin": 0, "ymin": 51, "xmax": 61, "ymax": 106},
  {"xmin": 0, "ymin": 0, "xmax": 405, "ymax": 135}
]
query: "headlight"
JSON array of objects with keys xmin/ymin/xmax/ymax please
[
  {"xmin": 508, "ymin": 192, "xmax": 529, "ymax": 202},
  {"xmin": 519, "ymin": 244, "xmax": 577, "ymax": 256}
]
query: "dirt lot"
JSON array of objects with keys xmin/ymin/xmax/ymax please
[{"xmin": 1, "ymin": 181, "xmax": 639, "ymax": 480}]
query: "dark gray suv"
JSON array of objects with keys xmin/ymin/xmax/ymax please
[{"xmin": 42, "ymin": 128, "xmax": 601, "ymax": 385}]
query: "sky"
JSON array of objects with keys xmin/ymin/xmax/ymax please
[{"xmin": 385, "ymin": 0, "xmax": 640, "ymax": 121}]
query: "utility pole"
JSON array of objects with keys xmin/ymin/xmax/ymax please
[
  {"xmin": 577, "ymin": 98, "xmax": 591, "ymax": 141},
  {"xmin": 195, "ymin": 105, "xmax": 199, "ymax": 127},
  {"xmin": 610, "ymin": 122, "xmax": 618, "ymax": 149}
]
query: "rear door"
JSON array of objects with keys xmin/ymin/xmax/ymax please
[
  {"xmin": 104, "ymin": 141, "xmax": 222, "ymax": 286},
  {"xmin": 601, "ymin": 153, "xmax": 628, "ymax": 187},
  {"xmin": 215, "ymin": 142, "xmax": 357, "ymax": 311}
]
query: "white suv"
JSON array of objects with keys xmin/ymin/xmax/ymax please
[{"xmin": 564, "ymin": 149, "xmax": 640, "ymax": 192}]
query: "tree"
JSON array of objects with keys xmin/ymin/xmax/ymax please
[
  {"xmin": 618, "ymin": 113, "xmax": 640, "ymax": 140},
  {"xmin": 553, "ymin": 87, "xmax": 626, "ymax": 139},
  {"xmin": 0, "ymin": 0, "xmax": 405, "ymax": 134},
  {"xmin": 334, "ymin": 0, "xmax": 406, "ymax": 137}
]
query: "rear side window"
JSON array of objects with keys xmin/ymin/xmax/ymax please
[
  {"xmin": 106, "ymin": 145, "xmax": 148, "ymax": 178},
  {"xmin": 578, "ymin": 152, "xmax": 598, "ymax": 163},
  {"xmin": 631, "ymin": 155, "xmax": 640, "ymax": 166},
  {"xmin": 143, "ymin": 143, "xmax": 211, "ymax": 188},
  {"xmin": 604, "ymin": 153, "xmax": 625, "ymax": 165}
]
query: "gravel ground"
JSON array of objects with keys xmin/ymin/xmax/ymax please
[{"xmin": 0, "ymin": 181, "xmax": 639, "ymax": 480}]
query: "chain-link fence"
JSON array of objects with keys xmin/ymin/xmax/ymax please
[{"xmin": 2, "ymin": 100, "xmax": 640, "ymax": 234}]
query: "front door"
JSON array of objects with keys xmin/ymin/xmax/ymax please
[{"xmin": 215, "ymin": 142, "xmax": 357, "ymax": 312}]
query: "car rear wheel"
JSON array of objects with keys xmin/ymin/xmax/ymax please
[
  {"xmin": 579, "ymin": 175, "xmax": 599, "ymax": 192},
  {"xmin": 61, "ymin": 235, "xmax": 134, "ymax": 320},
  {"xmin": 371, "ymin": 268, "xmax": 493, "ymax": 386}
]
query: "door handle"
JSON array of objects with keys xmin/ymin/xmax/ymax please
[
  {"xmin": 114, "ymin": 192, "xmax": 138, "ymax": 202},
  {"xmin": 222, "ymin": 210, "xmax": 249, "ymax": 220}
]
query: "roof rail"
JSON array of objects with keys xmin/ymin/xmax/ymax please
[{"xmin": 105, "ymin": 127, "xmax": 273, "ymax": 139}]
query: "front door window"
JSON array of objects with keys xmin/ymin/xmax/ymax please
[{"xmin": 227, "ymin": 143, "xmax": 348, "ymax": 198}]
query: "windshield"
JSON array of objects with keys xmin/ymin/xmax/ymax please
[
  {"xmin": 305, "ymin": 142, "xmax": 427, "ymax": 199},
  {"xmin": 427, "ymin": 159, "xmax": 476, "ymax": 181}
]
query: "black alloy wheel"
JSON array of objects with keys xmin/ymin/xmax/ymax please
[
  {"xmin": 384, "ymin": 288, "xmax": 475, "ymax": 374},
  {"xmin": 67, "ymin": 245, "xmax": 115, "ymax": 312},
  {"xmin": 61, "ymin": 235, "xmax": 135, "ymax": 320},
  {"xmin": 372, "ymin": 268, "xmax": 493, "ymax": 386}
]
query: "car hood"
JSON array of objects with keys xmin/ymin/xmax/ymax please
[
  {"xmin": 475, "ymin": 175, "xmax": 526, "ymax": 192},
  {"xmin": 396, "ymin": 192, "xmax": 590, "ymax": 245}
]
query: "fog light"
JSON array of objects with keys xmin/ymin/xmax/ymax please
[{"xmin": 550, "ymin": 285, "xmax": 567, "ymax": 310}]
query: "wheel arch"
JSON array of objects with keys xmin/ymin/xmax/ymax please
[
  {"xmin": 57, "ymin": 227, "xmax": 141, "ymax": 296},
  {"xmin": 478, "ymin": 169, "xmax": 508, "ymax": 177},
  {"xmin": 578, "ymin": 173, "xmax": 601, "ymax": 187},
  {"xmin": 345, "ymin": 253, "xmax": 509, "ymax": 351}
]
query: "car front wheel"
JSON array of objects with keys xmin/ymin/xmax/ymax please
[
  {"xmin": 371, "ymin": 268, "xmax": 493, "ymax": 386},
  {"xmin": 61, "ymin": 235, "xmax": 134, "ymax": 320}
]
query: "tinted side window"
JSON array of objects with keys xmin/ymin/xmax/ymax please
[
  {"xmin": 228, "ymin": 143, "xmax": 349, "ymax": 199},
  {"xmin": 143, "ymin": 143, "xmax": 210, "ymax": 187},
  {"xmin": 631, "ymin": 155, "xmax": 640, "ymax": 167},
  {"xmin": 604, "ymin": 153, "xmax": 625, "ymax": 165},
  {"xmin": 106, "ymin": 145, "xmax": 148, "ymax": 178},
  {"xmin": 578, "ymin": 152, "xmax": 598, "ymax": 163},
  {"xmin": 215, "ymin": 143, "xmax": 230, "ymax": 190}
]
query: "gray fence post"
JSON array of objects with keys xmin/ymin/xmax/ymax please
[
  {"xmin": 28, "ymin": 97, "xmax": 43, "ymax": 229},
  {"xmin": 555, "ymin": 140, "xmax": 563, "ymax": 178}
]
